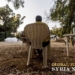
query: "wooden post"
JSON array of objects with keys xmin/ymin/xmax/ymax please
[{"xmin": 66, "ymin": 37, "xmax": 69, "ymax": 56}]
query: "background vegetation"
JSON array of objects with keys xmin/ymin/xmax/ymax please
[
  {"xmin": 48, "ymin": 0, "xmax": 75, "ymax": 37},
  {"xmin": 0, "ymin": 0, "xmax": 25, "ymax": 41}
]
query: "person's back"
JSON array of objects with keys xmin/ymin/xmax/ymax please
[{"xmin": 35, "ymin": 15, "xmax": 50, "ymax": 47}]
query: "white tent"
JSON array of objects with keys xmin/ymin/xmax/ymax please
[{"xmin": 4, "ymin": 37, "xmax": 18, "ymax": 42}]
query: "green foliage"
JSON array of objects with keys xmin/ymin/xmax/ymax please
[
  {"xmin": 0, "ymin": 5, "xmax": 25, "ymax": 40},
  {"xmin": 16, "ymin": 33, "xmax": 20, "ymax": 39},
  {"xmin": 6, "ymin": 0, "xmax": 25, "ymax": 9},
  {"xmin": 50, "ymin": 0, "xmax": 75, "ymax": 34},
  {"xmin": 51, "ymin": 25, "xmax": 63, "ymax": 37},
  {"xmin": 0, "ymin": 32, "xmax": 5, "ymax": 41}
]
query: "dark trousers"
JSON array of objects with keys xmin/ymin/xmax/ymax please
[
  {"xmin": 35, "ymin": 41, "xmax": 50, "ymax": 55},
  {"xmin": 42, "ymin": 41, "xmax": 50, "ymax": 47}
]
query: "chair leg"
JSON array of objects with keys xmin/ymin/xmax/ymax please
[
  {"xmin": 43, "ymin": 47, "xmax": 47, "ymax": 68},
  {"xmin": 27, "ymin": 45, "xmax": 31, "ymax": 65},
  {"xmin": 47, "ymin": 43, "xmax": 50, "ymax": 60}
]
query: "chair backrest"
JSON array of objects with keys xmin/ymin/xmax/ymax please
[{"xmin": 24, "ymin": 22, "xmax": 50, "ymax": 49}]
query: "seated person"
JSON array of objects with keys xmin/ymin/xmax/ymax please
[
  {"xmin": 34, "ymin": 15, "xmax": 50, "ymax": 57},
  {"xmin": 24, "ymin": 15, "xmax": 50, "ymax": 59}
]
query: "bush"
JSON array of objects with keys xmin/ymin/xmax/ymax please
[
  {"xmin": 0, "ymin": 32, "xmax": 5, "ymax": 41},
  {"xmin": 16, "ymin": 33, "xmax": 20, "ymax": 39},
  {"xmin": 0, "ymin": 32, "xmax": 15, "ymax": 41}
]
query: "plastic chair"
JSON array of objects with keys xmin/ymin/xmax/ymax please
[{"xmin": 24, "ymin": 22, "xmax": 50, "ymax": 68}]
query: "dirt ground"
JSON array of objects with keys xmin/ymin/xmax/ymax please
[{"xmin": 0, "ymin": 41, "xmax": 75, "ymax": 75}]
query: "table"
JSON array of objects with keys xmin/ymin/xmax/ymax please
[{"xmin": 63, "ymin": 34, "xmax": 75, "ymax": 56}]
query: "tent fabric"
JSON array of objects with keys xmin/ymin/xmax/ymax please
[{"xmin": 4, "ymin": 37, "xmax": 18, "ymax": 42}]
